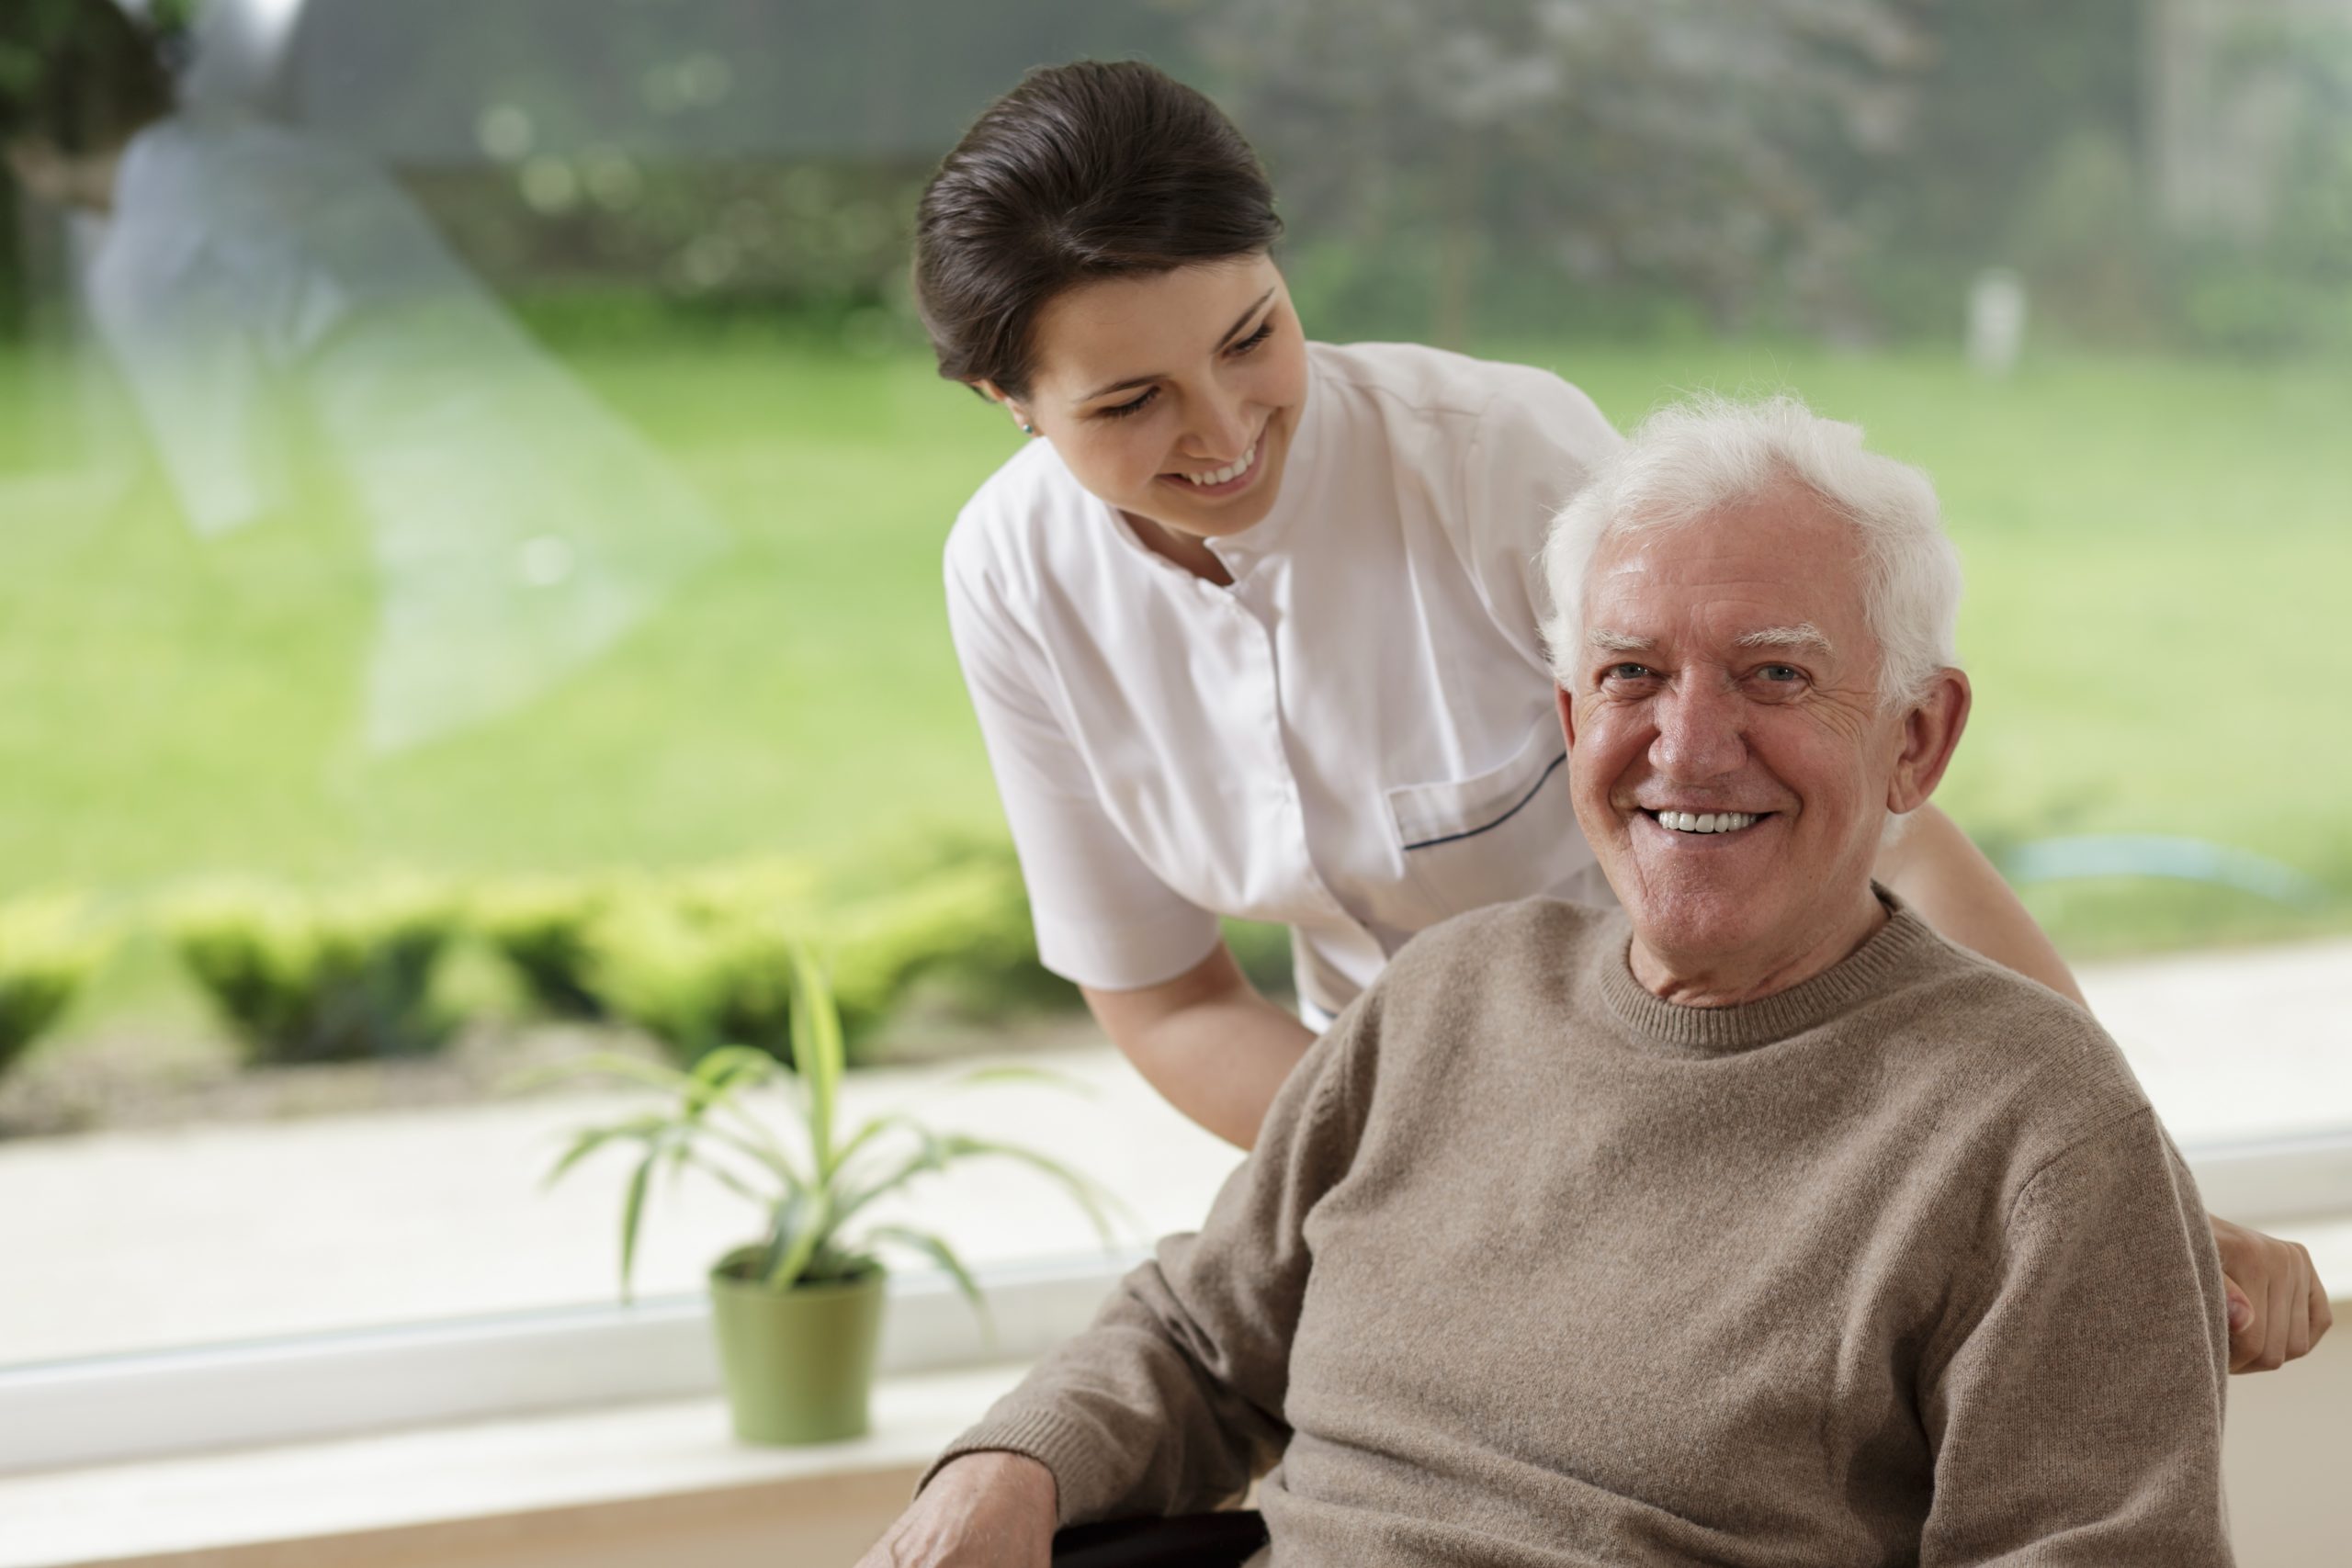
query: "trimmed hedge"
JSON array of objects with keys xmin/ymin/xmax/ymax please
[
  {"xmin": 472, "ymin": 876, "xmax": 617, "ymax": 1021},
  {"xmin": 575, "ymin": 844, "xmax": 1058, "ymax": 1067},
  {"xmin": 168, "ymin": 882, "xmax": 463, "ymax": 1065},
  {"xmin": 0, "ymin": 895, "xmax": 108, "ymax": 1079},
  {"xmin": 24, "ymin": 840, "xmax": 1078, "ymax": 1077}
]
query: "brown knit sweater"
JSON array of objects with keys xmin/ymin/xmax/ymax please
[{"xmin": 929, "ymin": 895, "xmax": 2233, "ymax": 1566}]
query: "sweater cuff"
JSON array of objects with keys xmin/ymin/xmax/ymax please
[{"xmin": 917, "ymin": 1405, "xmax": 1125, "ymax": 1527}]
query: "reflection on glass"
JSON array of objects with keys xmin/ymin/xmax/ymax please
[
  {"xmin": 8, "ymin": 0, "xmax": 726, "ymax": 752},
  {"xmin": 0, "ymin": 0, "xmax": 2342, "ymax": 1393}
]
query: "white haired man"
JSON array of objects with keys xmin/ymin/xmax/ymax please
[{"xmin": 861, "ymin": 396, "xmax": 2244, "ymax": 1567}]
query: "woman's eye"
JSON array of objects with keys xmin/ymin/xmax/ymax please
[
  {"xmin": 1229, "ymin": 318, "xmax": 1275, "ymax": 355},
  {"xmin": 1100, "ymin": 387, "xmax": 1159, "ymax": 420}
]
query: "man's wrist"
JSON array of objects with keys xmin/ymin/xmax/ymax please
[{"xmin": 933, "ymin": 1448, "xmax": 1060, "ymax": 1518}]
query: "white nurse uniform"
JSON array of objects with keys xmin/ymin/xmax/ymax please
[{"xmin": 944, "ymin": 340, "xmax": 1623, "ymax": 1021}]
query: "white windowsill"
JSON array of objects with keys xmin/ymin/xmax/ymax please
[
  {"xmin": 6, "ymin": 1222, "xmax": 2348, "ymax": 1568},
  {"xmin": 0, "ymin": 1362, "xmax": 1030, "ymax": 1568}
]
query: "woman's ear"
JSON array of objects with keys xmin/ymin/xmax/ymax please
[{"xmin": 974, "ymin": 379, "xmax": 1033, "ymax": 434}]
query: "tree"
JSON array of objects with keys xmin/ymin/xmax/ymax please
[{"xmin": 1176, "ymin": 0, "xmax": 1924, "ymax": 344}]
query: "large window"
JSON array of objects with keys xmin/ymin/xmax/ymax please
[{"xmin": 3, "ymin": 0, "xmax": 2346, "ymax": 1470}]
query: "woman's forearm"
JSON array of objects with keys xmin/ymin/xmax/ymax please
[
  {"xmin": 1875, "ymin": 803, "xmax": 2085, "ymax": 1006},
  {"xmin": 1083, "ymin": 942, "xmax": 1317, "ymax": 1150}
]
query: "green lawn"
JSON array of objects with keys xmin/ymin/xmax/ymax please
[{"xmin": 2, "ymin": 333, "xmax": 2346, "ymax": 1032}]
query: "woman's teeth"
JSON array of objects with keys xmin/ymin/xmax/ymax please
[
  {"xmin": 1182, "ymin": 444, "xmax": 1257, "ymax": 486},
  {"xmin": 1656, "ymin": 811, "xmax": 1758, "ymax": 834}
]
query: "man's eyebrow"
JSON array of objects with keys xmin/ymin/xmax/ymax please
[
  {"xmin": 1733, "ymin": 623, "xmax": 1834, "ymax": 654},
  {"xmin": 1072, "ymin": 288, "xmax": 1278, "ymax": 404},
  {"xmin": 1587, "ymin": 630, "xmax": 1656, "ymax": 653}
]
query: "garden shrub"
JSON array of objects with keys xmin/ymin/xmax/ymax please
[
  {"xmin": 585, "ymin": 840, "xmax": 1064, "ymax": 1068},
  {"xmin": 0, "ymin": 895, "xmax": 109, "ymax": 1078},
  {"xmin": 1222, "ymin": 918, "xmax": 1295, "ymax": 998},
  {"xmin": 169, "ymin": 881, "xmax": 462, "ymax": 1064},
  {"xmin": 590, "ymin": 889, "xmax": 803, "ymax": 1066},
  {"xmin": 828, "ymin": 845, "xmax": 1057, "ymax": 1021},
  {"xmin": 473, "ymin": 876, "xmax": 615, "ymax": 1020}
]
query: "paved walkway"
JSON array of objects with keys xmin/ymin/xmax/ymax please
[{"xmin": 4, "ymin": 941, "xmax": 2348, "ymax": 1368}]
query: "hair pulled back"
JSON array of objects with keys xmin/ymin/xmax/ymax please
[{"xmin": 913, "ymin": 60, "xmax": 1281, "ymax": 402}]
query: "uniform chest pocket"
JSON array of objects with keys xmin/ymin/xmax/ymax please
[{"xmin": 1385, "ymin": 718, "xmax": 1578, "ymax": 919}]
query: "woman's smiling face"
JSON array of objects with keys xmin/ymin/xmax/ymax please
[{"xmin": 993, "ymin": 254, "xmax": 1309, "ymax": 539}]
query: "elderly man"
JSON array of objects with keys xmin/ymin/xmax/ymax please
[{"xmin": 864, "ymin": 396, "xmax": 2237, "ymax": 1566}]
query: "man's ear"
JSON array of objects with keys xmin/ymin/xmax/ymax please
[
  {"xmin": 1886, "ymin": 669, "xmax": 1971, "ymax": 815},
  {"xmin": 1555, "ymin": 683, "xmax": 1578, "ymax": 751}
]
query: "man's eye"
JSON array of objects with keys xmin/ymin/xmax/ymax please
[
  {"xmin": 1759, "ymin": 664, "xmax": 1801, "ymax": 682},
  {"xmin": 1605, "ymin": 662, "xmax": 1654, "ymax": 682}
]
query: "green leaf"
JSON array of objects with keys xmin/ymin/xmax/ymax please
[
  {"xmin": 939, "ymin": 1135, "xmax": 1133, "ymax": 1247},
  {"xmin": 617, "ymin": 1143, "xmax": 662, "ymax": 1303},
  {"xmin": 541, "ymin": 1117, "xmax": 664, "ymax": 1189},
  {"xmin": 829, "ymin": 1110, "xmax": 931, "ymax": 1174},
  {"xmin": 699, "ymin": 1119, "xmax": 809, "ymax": 1195},
  {"xmin": 684, "ymin": 1043, "xmax": 783, "ymax": 1113},
  {"xmin": 762, "ymin": 1184, "xmax": 832, "ymax": 1292},
  {"xmin": 938, "ymin": 1063, "xmax": 1096, "ymax": 1096},
  {"xmin": 867, "ymin": 1224, "xmax": 992, "ymax": 1342},
  {"xmin": 787, "ymin": 944, "xmax": 847, "ymax": 1178},
  {"xmin": 826, "ymin": 1125, "xmax": 955, "ymax": 1233}
]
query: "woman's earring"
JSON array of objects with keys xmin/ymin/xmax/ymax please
[{"xmin": 1020, "ymin": 422, "xmax": 1035, "ymax": 436}]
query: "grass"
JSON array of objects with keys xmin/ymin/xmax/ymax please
[{"xmin": 2, "ymin": 330, "xmax": 2346, "ymax": 1043}]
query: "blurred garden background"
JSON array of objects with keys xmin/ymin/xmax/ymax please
[{"xmin": 1, "ymin": 0, "xmax": 2348, "ymax": 1318}]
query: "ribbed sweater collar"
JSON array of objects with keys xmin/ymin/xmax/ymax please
[{"xmin": 1598, "ymin": 888, "xmax": 1942, "ymax": 1055}]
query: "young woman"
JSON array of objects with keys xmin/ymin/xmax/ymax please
[{"xmin": 910, "ymin": 62, "xmax": 2322, "ymax": 1366}]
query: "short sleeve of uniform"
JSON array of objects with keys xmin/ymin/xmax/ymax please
[
  {"xmin": 943, "ymin": 522, "xmax": 1222, "ymax": 991},
  {"xmin": 1457, "ymin": 366, "xmax": 1623, "ymax": 672}
]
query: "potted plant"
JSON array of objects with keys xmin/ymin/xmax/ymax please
[{"xmin": 534, "ymin": 944, "xmax": 1119, "ymax": 1445}]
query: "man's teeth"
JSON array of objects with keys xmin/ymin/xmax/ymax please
[
  {"xmin": 1655, "ymin": 811, "xmax": 1758, "ymax": 834},
  {"xmin": 1182, "ymin": 444, "xmax": 1256, "ymax": 486}
]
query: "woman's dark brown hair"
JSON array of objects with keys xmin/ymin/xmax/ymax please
[{"xmin": 913, "ymin": 60, "xmax": 1282, "ymax": 401}]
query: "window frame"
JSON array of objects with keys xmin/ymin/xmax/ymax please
[
  {"xmin": 0, "ymin": 1249, "xmax": 1143, "ymax": 1477},
  {"xmin": 6, "ymin": 1131, "xmax": 2348, "ymax": 1479}
]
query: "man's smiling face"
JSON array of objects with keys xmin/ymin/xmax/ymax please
[{"xmin": 1558, "ymin": 488, "xmax": 1945, "ymax": 995}]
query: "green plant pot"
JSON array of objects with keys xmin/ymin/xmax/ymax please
[{"xmin": 707, "ymin": 1249, "xmax": 887, "ymax": 1445}]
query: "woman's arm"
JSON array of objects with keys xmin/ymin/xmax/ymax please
[
  {"xmin": 1878, "ymin": 805, "xmax": 2335, "ymax": 1371},
  {"xmin": 1872, "ymin": 803, "xmax": 2086, "ymax": 1006},
  {"xmin": 1082, "ymin": 942, "xmax": 1315, "ymax": 1151}
]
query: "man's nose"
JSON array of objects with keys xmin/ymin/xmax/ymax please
[{"xmin": 1649, "ymin": 677, "xmax": 1747, "ymax": 782}]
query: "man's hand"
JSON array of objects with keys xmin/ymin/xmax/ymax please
[
  {"xmin": 2212, "ymin": 1214, "xmax": 2334, "ymax": 1373},
  {"xmin": 854, "ymin": 1450, "xmax": 1059, "ymax": 1568}
]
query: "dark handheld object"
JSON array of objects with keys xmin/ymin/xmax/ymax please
[{"xmin": 1052, "ymin": 1510, "xmax": 1269, "ymax": 1567}]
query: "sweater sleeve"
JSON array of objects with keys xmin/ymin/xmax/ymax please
[
  {"xmin": 918, "ymin": 985, "xmax": 1382, "ymax": 1525},
  {"xmin": 1918, "ymin": 1108, "xmax": 2233, "ymax": 1566}
]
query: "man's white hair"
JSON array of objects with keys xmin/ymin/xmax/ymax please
[{"xmin": 1539, "ymin": 393, "xmax": 1962, "ymax": 710}]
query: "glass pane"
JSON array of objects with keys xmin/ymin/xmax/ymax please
[{"xmin": 3, "ymin": 0, "xmax": 2346, "ymax": 1378}]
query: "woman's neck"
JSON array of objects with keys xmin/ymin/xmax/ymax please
[{"xmin": 1122, "ymin": 512, "xmax": 1234, "ymax": 587}]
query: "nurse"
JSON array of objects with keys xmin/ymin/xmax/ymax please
[{"xmin": 912, "ymin": 62, "xmax": 2324, "ymax": 1360}]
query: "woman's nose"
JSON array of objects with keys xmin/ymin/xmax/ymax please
[{"xmin": 1184, "ymin": 391, "xmax": 1254, "ymax": 462}]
